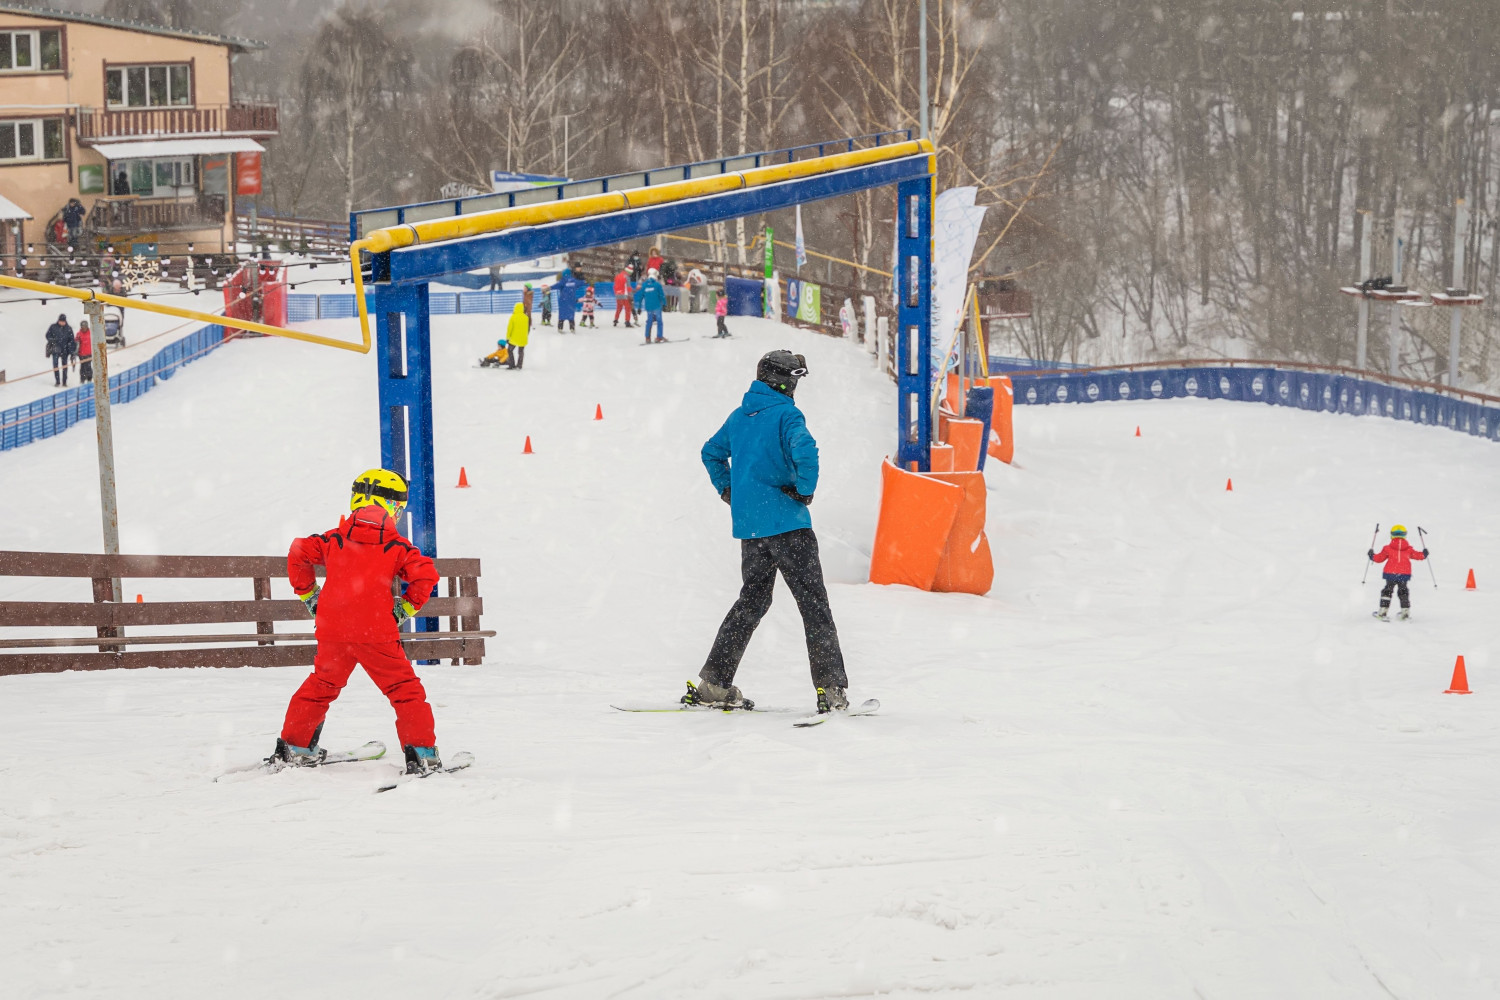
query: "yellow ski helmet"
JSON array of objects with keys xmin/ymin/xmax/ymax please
[
  {"xmin": 351, "ymin": 468, "xmax": 409, "ymax": 518},
  {"xmin": 1390, "ymin": 524, "xmax": 1407, "ymax": 538}
]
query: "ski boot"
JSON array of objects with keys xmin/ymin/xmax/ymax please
[
  {"xmin": 681, "ymin": 679, "xmax": 754, "ymax": 711},
  {"xmin": 1372, "ymin": 607, "xmax": 1389, "ymax": 621},
  {"xmin": 266, "ymin": 735, "xmax": 326, "ymax": 769},
  {"xmin": 1396, "ymin": 608, "xmax": 1411, "ymax": 621},
  {"xmin": 403, "ymin": 745, "xmax": 442, "ymax": 775},
  {"xmin": 815, "ymin": 686, "xmax": 850, "ymax": 714}
]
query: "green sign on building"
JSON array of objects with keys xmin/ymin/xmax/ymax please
[{"xmin": 78, "ymin": 164, "xmax": 104, "ymax": 195}]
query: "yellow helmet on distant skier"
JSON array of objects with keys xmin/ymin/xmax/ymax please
[
  {"xmin": 351, "ymin": 468, "xmax": 409, "ymax": 518},
  {"xmin": 1390, "ymin": 524, "xmax": 1407, "ymax": 537}
]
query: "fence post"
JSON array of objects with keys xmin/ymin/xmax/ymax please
[{"xmin": 252, "ymin": 576, "xmax": 274, "ymax": 645}]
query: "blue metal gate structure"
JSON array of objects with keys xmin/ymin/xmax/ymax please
[{"xmin": 350, "ymin": 133, "xmax": 938, "ymax": 606}]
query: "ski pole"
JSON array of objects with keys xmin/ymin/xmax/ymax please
[
  {"xmin": 1417, "ymin": 526, "xmax": 1438, "ymax": 588},
  {"xmin": 1362, "ymin": 522, "xmax": 1380, "ymax": 584}
]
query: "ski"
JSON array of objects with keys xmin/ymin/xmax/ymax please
[
  {"xmin": 792, "ymin": 699, "xmax": 882, "ymax": 728},
  {"xmin": 374, "ymin": 751, "xmax": 475, "ymax": 793},
  {"xmin": 610, "ymin": 703, "xmax": 796, "ymax": 714},
  {"xmin": 637, "ymin": 339, "xmax": 688, "ymax": 346},
  {"xmin": 215, "ymin": 740, "xmax": 386, "ymax": 781}
]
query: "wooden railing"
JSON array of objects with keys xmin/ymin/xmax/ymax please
[
  {"xmin": 88, "ymin": 195, "xmax": 227, "ymax": 235},
  {"xmin": 0, "ymin": 551, "xmax": 491, "ymax": 675},
  {"xmin": 236, "ymin": 212, "xmax": 349, "ymax": 252},
  {"xmin": 75, "ymin": 103, "xmax": 279, "ymax": 142}
]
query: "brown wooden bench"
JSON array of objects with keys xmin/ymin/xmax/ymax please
[{"xmin": 0, "ymin": 551, "xmax": 493, "ymax": 677}]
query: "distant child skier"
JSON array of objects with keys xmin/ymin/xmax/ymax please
[
  {"xmin": 540, "ymin": 284, "xmax": 553, "ymax": 326},
  {"xmin": 714, "ymin": 291, "xmax": 730, "ymax": 338},
  {"xmin": 478, "ymin": 339, "xmax": 510, "ymax": 368},
  {"xmin": 581, "ymin": 284, "xmax": 598, "ymax": 327},
  {"xmin": 690, "ymin": 350, "xmax": 852, "ymax": 714},
  {"xmin": 1369, "ymin": 524, "xmax": 1429, "ymax": 621},
  {"xmin": 634, "ymin": 268, "xmax": 667, "ymax": 343},
  {"xmin": 272, "ymin": 469, "xmax": 446, "ymax": 774}
]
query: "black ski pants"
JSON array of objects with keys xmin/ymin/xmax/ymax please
[
  {"xmin": 507, "ymin": 345, "xmax": 525, "ymax": 369},
  {"xmin": 1380, "ymin": 576, "xmax": 1411, "ymax": 609},
  {"xmin": 702, "ymin": 527, "xmax": 848, "ymax": 690}
]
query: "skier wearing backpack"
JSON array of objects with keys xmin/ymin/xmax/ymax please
[
  {"xmin": 273, "ymin": 469, "xmax": 446, "ymax": 774},
  {"xmin": 1369, "ymin": 524, "xmax": 1429, "ymax": 621},
  {"xmin": 690, "ymin": 350, "xmax": 852, "ymax": 715}
]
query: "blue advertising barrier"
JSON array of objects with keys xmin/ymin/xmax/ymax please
[
  {"xmin": 1010, "ymin": 365, "xmax": 1500, "ymax": 444},
  {"xmin": 1, "ymin": 325, "xmax": 229, "ymax": 452},
  {"xmin": 285, "ymin": 288, "xmax": 618, "ymax": 323}
]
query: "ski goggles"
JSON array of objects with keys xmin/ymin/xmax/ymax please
[{"xmin": 789, "ymin": 354, "xmax": 809, "ymax": 377}]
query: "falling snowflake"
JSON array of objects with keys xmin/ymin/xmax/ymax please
[{"xmin": 118, "ymin": 255, "xmax": 158, "ymax": 291}]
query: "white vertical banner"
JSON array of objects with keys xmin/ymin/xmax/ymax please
[
  {"xmin": 767, "ymin": 270, "xmax": 781, "ymax": 320},
  {"xmin": 795, "ymin": 205, "xmax": 807, "ymax": 271},
  {"xmin": 931, "ymin": 187, "xmax": 987, "ymax": 405},
  {"xmin": 863, "ymin": 295, "xmax": 878, "ymax": 354}
]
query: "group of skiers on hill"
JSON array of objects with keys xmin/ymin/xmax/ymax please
[
  {"xmin": 270, "ymin": 348, "xmax": 842, "ymax": 775},
  {"xmin": 43, "ymin": 313, "xmax": 95, "ymax": 387},
  {"xmin": 479, "ymin": 249, "xmax": 730, "ymax": 366}
]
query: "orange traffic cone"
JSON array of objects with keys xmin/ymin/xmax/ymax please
[
  {"xmin": 1445, "ymin": 655, "xmax": 1472, "ymax": 695},
  {"xmin": 1225, "ymin": 478, "xmax": 1233, "ymax": 491},
  {"xmin": 135, "ymin": 593, "xmax": 143, "ymax": 603},
  {"xmin": 595, "ymin": 404, "xmax": 604, "ymax": 421},
  {"xmin": 456, "ymin": 466, "xmax": 470, "ymax": 488},
  {"xmin": 1465, "ymin": 568, "xmax": 1477, "ymax": 590},
  {"xmin": 523, "ymin": 435, "xmax": 534, "ymax": 454},
  {"xmin": 1134, "ymin": 426, "xmax": 1141, "ymax": 437}
]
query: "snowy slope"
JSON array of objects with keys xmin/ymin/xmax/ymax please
[{"xmin": 3, "ymin": 310, "xmax": 1500, "ymax": 998}]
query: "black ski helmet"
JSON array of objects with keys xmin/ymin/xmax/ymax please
[{"xmin": 757, "ymin": 350, "xmax": 808, "ymax": 396}]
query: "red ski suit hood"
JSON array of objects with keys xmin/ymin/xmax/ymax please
[
  {"xmin": 287, "ymin": 505, "xmax": 439, "ymax": 641},
  {"xmin": 1372, "ymin": 537, "xmax": 1425, "ymax": 576}
]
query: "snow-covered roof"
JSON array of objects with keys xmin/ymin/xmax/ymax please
[
  {"xmin": 90, "ymin": 137, "xmax": 264, "ymax": 160},
  {"xmin": 0, "ymin": 4, "xmax": 266, "ymax": 52},
  {"xmin": 0, "ymin": 193, "xmax": 32, "ymax": 221}
]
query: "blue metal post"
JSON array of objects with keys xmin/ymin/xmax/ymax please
[
  {"xmin": 372, "ymin": 281, "xmax": 439, "ymax": 641},
  {"xmin": 895, "ymin": 176, "xmax": 934, "ymax": 470}
]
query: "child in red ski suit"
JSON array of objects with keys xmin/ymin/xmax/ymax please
[
  {"xmin": 273, "ymin": 468, "xmax": 445, "ymax": 772},
  {"xmin": 1368, "ymin": 524, "xmax": 1428, "ymax": 620}
]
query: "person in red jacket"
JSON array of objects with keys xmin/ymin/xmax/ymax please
[
  {"xmin": 1369, "ymin": 524, "xmax": 1428, "ymax": 621},
  {"xmin": 613, "ymin": 268, "xmax": 635, "ymax": 327},
  {"xmin": 270, "ymin": 468, "xmax": 446, "ymax": 772}
]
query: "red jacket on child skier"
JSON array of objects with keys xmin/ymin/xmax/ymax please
[
  {"xmin": 1370, "ymin": 536, "xmax": 1426, "ymax": 578},
  {"xmin": 287, "ymin": 504, "xmax": 439, "ymax": 641}
]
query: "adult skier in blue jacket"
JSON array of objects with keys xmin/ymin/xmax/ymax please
[
  {"xmin": 691, "ymin": 350, "xmax": 851, "ymax": 714},
  {"xmin": 633, "ymin": 268, "xmax": 668, "ymax": 343}
]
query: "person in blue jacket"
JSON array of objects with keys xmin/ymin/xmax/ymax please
[
  {"xmin": 556, "ymin": 276, "xmax": 579, "ymax": 332},
  {"xmin": 633, "ymin": 268, "xmax": 667, "ymax": 343},
  {"xmin": 689, "ymin": 350, "xmax": 851, "ymax": 714}
]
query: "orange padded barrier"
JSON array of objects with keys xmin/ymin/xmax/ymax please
[
  {"xmin": 869, "ymin": 459, "xmax": 964, "ymax": 590},
  {"xmin": 946, "ymin": 417, "xmax": 984, "ymax": 472},
  {"xmin": 925, "ymin": 469, "xmax": 993, "ymax": 595},
  {"xmin": 987, "ymin": 375, "xmax": 1014, "ymax": 465},
  {"xmin": 929, "ymin": 442, "xmax": 956, "ymax": 472}
]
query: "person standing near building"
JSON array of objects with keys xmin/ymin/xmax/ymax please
[
  {"xmin": 688, "ymin": 350, "xmax": 851, "ymax": 714},
  {"xmin": 75, "ymin": 319, "xmax": 94, "ymax": 383},
  {"xmin": 634, "ymin": 268, "xmax": 667, "ymax": 343},
  {"xmin": 45, "ymin": 313, "xmax": 75, "ymax": 387},
  {"xmin": 62, "ymin": 198, "xmax": 86, "ymax": 246}
]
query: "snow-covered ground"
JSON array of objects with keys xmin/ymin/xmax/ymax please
[{"xmin": 3, "ymin": 309, "xmax": 1499, "ymax": 998}]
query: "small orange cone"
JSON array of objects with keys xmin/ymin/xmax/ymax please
[
  {"xmin": 523, "ymin": 435, "xmax": 534, "ymax": 454},
  {"xmin": 1465, "ymin": 568, "xmax": 1477, "ymax": 590},
  {"xmin": 135, "ymin": 593, "xmax": 143, "ymax": 603},
  {"xmin": 1445, "ymin": 655, "xmax": 1472, "ymax": 695},
  {"xmin": 1225, "ymin": 478, "xmax": 1233, "ymax": 491},
  {"xmin": 456, "ymin": 466, "xmax": 470, "ymax": 488},
  {"xmin": 1134, "ymin": 426, "xmax": 1141, "ymax": 437},
  {"xmin": 594, "ymin": 404, "xmax": 604, "ymax": 421}
]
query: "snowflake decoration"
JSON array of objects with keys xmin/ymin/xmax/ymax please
[{"xmin": 118, "ymin": 255, "xmax": 157, "ymax": 291}]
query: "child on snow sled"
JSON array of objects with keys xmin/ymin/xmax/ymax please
[
  {"xmin": 1369, "ymin": 524, "xmax": 1428, "ymax": 620},
  {"xmin": 479, "ymin": 340, "xmax": 510, "ymax": 368}
]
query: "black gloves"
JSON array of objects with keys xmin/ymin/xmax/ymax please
[
  {"xmin": 781, "ymin": 485, "xmax": 814, "ymax": 506},
  {"xmin": 1368, "ymin": 550, "xmax": 1375, "ymax": 560},
  {"xmin": 1423, "ymin": 548, "xmax": 1430, "ymax": 557},
  {"xmin": 719, "ymin": 486, "xmax": 731, "ymax": 505}
]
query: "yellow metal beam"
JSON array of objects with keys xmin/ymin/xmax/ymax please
[
  {"xmin": 349, "ymin": 139, "xmax": 935, "ymax": 345},
  {"xmin": 0, "ymin": 273, "xmax": 372, "ymax": 354}
]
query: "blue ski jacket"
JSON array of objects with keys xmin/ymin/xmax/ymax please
[
  {"xmin": 634, "ymin": 277, "xmax": 667, "ymax": 312},
  {"xmin": 702, "ymin": 380, "xmax": 819, "ymax": 539}
]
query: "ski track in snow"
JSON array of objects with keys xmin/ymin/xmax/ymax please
[{"xmin": 2, "ymin": 311, "xmax": 1499, "ymax": 998}]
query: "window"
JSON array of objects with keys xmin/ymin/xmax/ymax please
[
  {"xmin": 0, "ymin": 118, "xmax": 66, "ymax": 163},
  {"xmin": 106, "ymin": 63, "xmax": 191, "ymax": 108},
  {"xmin": 0, "ymin": 29, "xmax": 63, "ymax": 72},
  {"xmin": 114, "ymin": 156, "xmax": 197, "ymax": 197}
]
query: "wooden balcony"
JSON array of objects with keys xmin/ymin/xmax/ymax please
[
  {"xmin": 88, "ymin": 195, "xmax": 228, "ymax": 235},
  {"xmin": 75, "ymin": 103, "xmax": 279, "ymax": 143}
]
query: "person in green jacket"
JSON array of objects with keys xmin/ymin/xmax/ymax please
[{"xmin": 506, "ymin": 301, "xmax": 530, "ymax": 369}]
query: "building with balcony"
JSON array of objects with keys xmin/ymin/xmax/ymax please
[{"xmin": 0, "ymin": 4, "xmax": 276, "ymax": 258}]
